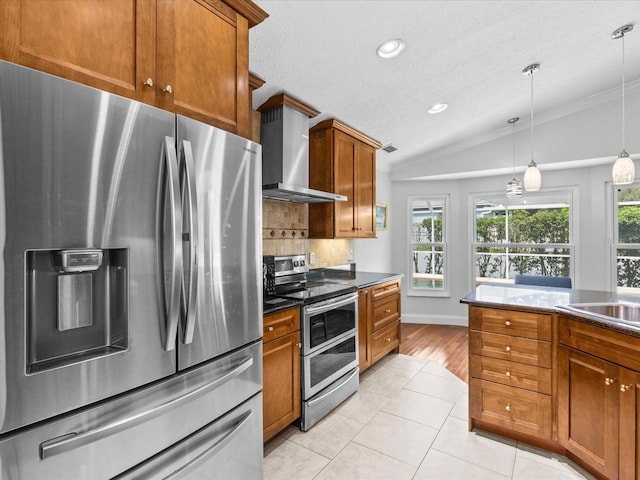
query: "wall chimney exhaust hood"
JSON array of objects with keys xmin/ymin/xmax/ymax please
[{"xmin": 258, "ymin": 93, "xmax": 347, "ymax": 203}]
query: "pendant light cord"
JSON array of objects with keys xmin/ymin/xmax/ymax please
[
  {"xmin": 530, "ymin": 71, "xmax": 534, "ymax": 163},
  {"xmin": 622, "ymin": 32, "xmax": 626, "ymax": 149}
]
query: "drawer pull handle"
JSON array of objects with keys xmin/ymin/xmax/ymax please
[
  {"xmin": 505, "ymin": 371, "xmax": 511, "ymax": 377},
  {"xmin": 505, "ymin": 403, "xmax": 511, "ymax": 412},
  {"xmin": 605, "ymin": 377, "xmax": 616, "ymax": 386},
  {"xmin": 385, "ymin": 309, "xmax": 391, "ymax": 313},
  {"xmin": 621, "ymin": 384, "xmax": 631, "ymax": 392},
  {"xmin": 505, "ymin": 320, "xmax": 511, "ymax": 326},
  {"xmin": 266, "ymin": 326, "xmax": 274, "ymax": 332},
  {"xmin": 505, "ymin": 346, "xmax": 511, "ymax": 352}
]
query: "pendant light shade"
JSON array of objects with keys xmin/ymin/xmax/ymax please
[
  {"xmin": 612, "ymin": 25, "xmax": 635, "ymax": 185},
  {"xmin": 523, "ymin": 64, "xmax": 541, "ymax": 192},
  {"xmin": 506, "ymin": 117, "xmax": 522, "ymax": 199},
  {"xmin": 524, "ymin": 160, "xmax": 542, "ymax": 191}
]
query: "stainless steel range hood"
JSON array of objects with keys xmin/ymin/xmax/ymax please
[{"xmin": 259, "ymin": 94, "xmax": 347, "ymax": 203}]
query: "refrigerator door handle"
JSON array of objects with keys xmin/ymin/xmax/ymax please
[
  {"xmin": 160, "ymin": 136, "xmax": 183, "ymax": 352},
  {"xmin": 163, "ymin": 410, "xmax": 252, "ymax": 480},
  {"xmin": 39, "ymin": 355, "xmax": 254, "ymax": 460},
  {"xmin": 179, "ymin": 140, "xmax": 198, "ymax": 345}
]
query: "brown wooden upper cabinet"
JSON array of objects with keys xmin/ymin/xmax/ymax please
[
  {"xmin": 0, "ymin": 0, "xmax": 267, "ymax": 138},
  {"xmin": 309, "ymin": 120, "xmax": 381, "ymax": 238}
]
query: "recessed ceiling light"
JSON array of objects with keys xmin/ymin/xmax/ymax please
[
  {"xmin": 428, "ymin": 103, "xmax": 448, "ymax": 114},
  {"xmin": 376, "ymin": 38, "xmax": 405, "ymax": 58}
]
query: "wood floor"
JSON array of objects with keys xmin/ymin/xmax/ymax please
[{"xmin": 399, "ymin": 323, "xmax": 469, "ymax": 383}]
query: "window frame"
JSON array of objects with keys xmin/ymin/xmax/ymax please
[
  {"xmin": 609, "ymin": 181, "xmax": 640, "ymax": 294},
  {"xmin": 407, "ymin": 194, "xmax": 450, "ymax": 297},
  {"xmin": 470, "ymin": 188, "xmax": 576, "ymax": 289}
]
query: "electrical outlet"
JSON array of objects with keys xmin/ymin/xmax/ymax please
[
  {"xmin": 309, "ymin": 252, "xmax": 315, "ymax": 265},
  {"xmin": 348, "ymin": 249, "xmax": 354, "ymax": 261}
]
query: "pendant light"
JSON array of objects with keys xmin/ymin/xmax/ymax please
[
  {"xmin": 506, "ymin": 117, "xmax": 522, "ymax": 199},
  {"xmin": 523, "ymin": 63, "xmax": 541, "ymax": 191},
  {"xmin": 611, "ymin": 24, "xmax": 635, "ymax": 185}
]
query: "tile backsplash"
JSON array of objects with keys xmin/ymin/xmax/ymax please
[{"xmin": 262, "ymin": 199, "xmax": 352, "ymax": 268}]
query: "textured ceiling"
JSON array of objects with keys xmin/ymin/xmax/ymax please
[{"xmin": 249, "ymin": 1, "xmax": 640, "ymax": 174}]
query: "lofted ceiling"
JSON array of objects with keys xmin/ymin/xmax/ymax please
[{"xmin": 248, "ymin": 1, "xmax": 640, "ymax": 177}]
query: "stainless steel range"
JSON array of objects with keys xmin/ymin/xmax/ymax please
[{"xmin": 264, "ymin": 255, "xmax": 359, "ymax": 431}]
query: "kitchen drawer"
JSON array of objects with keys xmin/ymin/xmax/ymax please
[
  {"xmin": 372, "ymin": 294, "xmax": 400, "ymax": 331},
  {"xmin": 469, "ymin": 331, "xmax": 551, "ymax": 368},
  {"xmin": 469, "ymin": 306, "xmax": 551, "ymax": 341},
  {"xmin": 470, "ymin": 379, "xmax": 552, "ymax": 440},
  {"xmin": 263, "ymin": 307, "xmax": 300, "ymax": 343},
  {"xmin": 371, "ymin": 279, "xmax": 401, "ymax": 302},
  {"xmin": 371, "ymin": 319, "xmax": 400, "ymax": 364},
  {"xmin": 470, "ymin": 354, "xmax": 551, "ymax": 394},
  {"xmin": 559, "ymin": 316, "xmax": 640, "ymax": 373}
]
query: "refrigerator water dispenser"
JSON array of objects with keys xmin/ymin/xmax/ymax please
[{"xmin": 26, "ymin": 248, "xmax": 129, "ymax": 374}]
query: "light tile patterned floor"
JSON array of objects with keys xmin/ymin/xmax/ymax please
[{"xmin": 263, "ymin": 353, "xmax": 595, "ymax": 480}]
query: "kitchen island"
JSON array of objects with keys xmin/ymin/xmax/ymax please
[{"xmin": 462, "ymin": 283, "xmax": 640, "ymax": 480}]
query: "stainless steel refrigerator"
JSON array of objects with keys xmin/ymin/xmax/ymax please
[{"xmin": 0, "ymin": 61, "xmax": 263, "ymax": 479}]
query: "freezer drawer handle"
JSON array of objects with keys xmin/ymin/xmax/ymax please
[
  {"xmin": 39, "ymin": 355, "xmax": 254, "ymax": 460},
  {"xmin": 160, "ymin": 135, "xmax": 183, "ymax": 351},
  {"xmin": 179, "ymin": 139, "xmax": 198, "ymax": 345},
  {"xmin": 164, "ymin": 410, "xmax": 252, "ymax": 479}
]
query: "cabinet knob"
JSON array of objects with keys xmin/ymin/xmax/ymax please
[
  {"xmin": 505, "ymin": 403, "xmax": 511, "ymax": 412},
  {"xmin": 505, "ymin": 371, "xmax": 511, "ymax": 377},
  {"xmin": 505, "ymin": 345, "xmax": 511, "ymax": 352},
  {"xmin": 266, "ymin": 326, "xmax": 274, "ymax": 332},
  {"xmin": 605, "ymin": 377, "xmax": 616, "ymax": 386},
  {"xmin": 385, "ymin": 309, "xmax": 391, "ymax": 314},
  {"xmin": 143, "ymin": 78, "xmax": 154, "ymax": 87},
  {"xmin": 620, "ymin": 384, "xmax": 631, "ymax": 392},
  {"xmin": 505, "ymin": 320, "xmax": 511, "ymax": 326},
  {"xmin": 297, "ymin": 343, "xmax": 302, "ymax": 349},
  {"xmin": 162, "ymin": 85, "xmax": 173, "ymax": 94}
]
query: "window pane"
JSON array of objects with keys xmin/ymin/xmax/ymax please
[
  {"xmin": 475, "ymin": 200, "xmax": 506, "ymax": 243},
  {"xmin": 617, "ymin": 248, "xmax": 640, "ymax": 288},
  {"xmin": 411, "ymin": 199, "xmax": 444, "ymax": 243},
  {"xmin": 475, "ymin": 247, "xmax": 506, "ymax": 281},
  {"xmin": 508, "ymin": 247, "xmax": 571, "ymax": 277},
  {"xmin": 507, "ymin": 206, "xmax": 569, "ymax": 244},
  {"xmin": 411, "ymin": 245, "xmax": 444, "ymax": 289},
  {"xmin": 618, "ymin": 187, "xmax": 640, "ymax": 244}
]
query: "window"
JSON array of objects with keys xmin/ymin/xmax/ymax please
[
  {"xmin": 408, "ymin": 196, "xmax": 448, "ymax": 296},
  {"xmin": 613, "ymin": 185, "xmax": 640, "ymax": 293},
  {"xmin": 472, "ymin": 191, "xmax": 573, "ymax": 285}
]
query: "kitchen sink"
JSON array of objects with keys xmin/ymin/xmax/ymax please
[{"xmin": 562, "ymin": 302, "xmax": 640, "ymax": 325}]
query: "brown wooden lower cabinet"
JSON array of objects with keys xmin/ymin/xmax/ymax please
[
  {"xmin": 263, "ymin": 308, "xmax": 300, "ymax": 443},
  {"xmin": 358, "ymin": 279, "xmax": 401, "ymax": 373}
]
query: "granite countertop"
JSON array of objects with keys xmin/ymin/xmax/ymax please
[
  {"xmin": 461, "ymin": 283, "xmax": 640, "ymax": 337},
  {"xmin": 262, "ymin": 296, "xmax": 303, "ymax": 316}
]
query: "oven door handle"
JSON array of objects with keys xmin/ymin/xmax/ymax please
[
  {"xmin": 304, "ymin": 293, "xmax": 358, "ymax": 316},
  {"xmin": 307, "ymin": 367, "xmax": 359, "ymax": 407}
]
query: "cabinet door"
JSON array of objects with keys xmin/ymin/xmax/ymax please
[
  {"xmin": 157, "ymin": 0, "xmax": 250, "ymax": 136},
  {"xmin": 358, "ymin": 288, "xmax": 372, "ymax": 372},
  {"xmin": 263, "ymin": 331, "xmax": 301, "ymax": 442},
  {"xmin": 0, "ymin": 0, "xmax": 156, "ymax": 104},
  {"xmin": 356, "ymin": 142, "xmax": 376, "ymax": 238},
  {"xmin": 333, "ymin": 131, "xmax": 358, "ymax": 238},
  {"xmin": 557, "ymin": 347, "xmax": 619, "ymax": 479}
]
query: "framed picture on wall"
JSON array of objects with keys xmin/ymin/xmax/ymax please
[{"xmin": 375, "ymin": 203, "xmax": 387, "ymax": 230}]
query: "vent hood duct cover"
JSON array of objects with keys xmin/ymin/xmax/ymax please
[{"xmin": 259, "ymin": 95, "xmax": 346, "ymax": 203}]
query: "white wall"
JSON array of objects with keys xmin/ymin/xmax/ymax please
[
  {"xmin": 385, "ymin": 90, "xmax": 640, "ymax": 326},
  {"xmin": 353, "ymin": 169, "xmax": 394, "ymax": 272}
]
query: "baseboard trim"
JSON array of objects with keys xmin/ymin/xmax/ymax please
[{"xmin": 401, "ymin": 313, "xmax": 468, "ymax": 327}]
